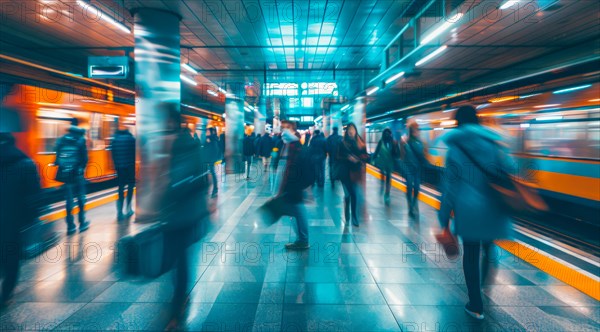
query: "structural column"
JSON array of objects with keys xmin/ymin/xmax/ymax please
[
  {"xmin": 351, "ymin": 98, "xmax": 367, "ymax": 139},
  {"xmin": 254, "ymin": 98, "xmax": 267, "ymax": 135},
  {"xmin": 321, "ymin": 110, "xmax": 330, "ymax": 136},
  {"xmin": 133, "ymin": 8, "xmax": 181, "ymax": 222},
  {"xmin": 225, "ymin": 95, "xmax": 244, "ymax": 174}
]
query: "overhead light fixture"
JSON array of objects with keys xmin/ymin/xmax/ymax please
[
  {"xmin": 207, "ymin": 90, "xmax": 218, "ymax": 97},
  {"xmin": 415, "ymin": 45, "xmax": 448, "ymax": 67},
  {"xmin": 433, "ymin": 128, "xmax": 444, "ymax": 131},
  {"xmin": 218, "ymin": 87, "xmax": 227, "ymax": 94},
  {"xmin": 385, "ymin": 71, "xmax": 405, "ymax": 84},
  {"xmin": 552, "ymin": 84, "xmax": 592, "ymax": 94},
  {"xmin": 420, "ymin": 13, "xmax": 464, "ymax": 45},
  {"xmin": 182, "ymin": 63, "xmax": 198, "ymax": 74},
  {"xmin": 180, "ymin": 74, "xmax": 197, "ymax": 86},
  {"xmin": 476, "ymin": 104, "xmax": 490, "ymax": 110},
  {"xmin": 534, "ymin": 104, "xmax": 560, "ymax": 108},
  {"xmin": 443, "ymin": 108, "xmax": 457, "ymax": 113},
  {"xmin": 314, "ymin": 116, "xmax": 323, "ymax": 122},
  {"xmin": 341, "ymin": 104, "xmax": 350, "ymax": 111},
  {"xmin": 520, "ymin": 123, "xmax": 530, "ymax": 128},
  {"xmin": 536, "ymin": 116, "xmax": 563, "ymax": 121},
  {"xmin": 76, "ymin": 0, "xmax": 131, "ymax": 34},
  {"xmin": 489, "ymin": 96, "xmax": 519, "ymax": 103},
  {"xmin": 366, "ymin": 87, "xmax": 380, "ymax": 96},
  {"xmin": 440, "ymin": 120, "xmax": 457, "ymax": 126},
  {"xmin": 499, "ymin": 0, "xmax": 519, "ymax": 10},
  {"xmin": 519, "ymin": 93, "xmax": 542, "ymax": 99},
  {"xmin": 589, "ymin": 98, "xmax": 600, "ymax": 102}
]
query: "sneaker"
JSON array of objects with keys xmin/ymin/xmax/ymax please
[
  {"xmin": 79, "ymin": 221, "xmax": 90, "ymax": 233},
  {"xmin": 285, "ymin": 241, "xmax": 310, "ymax": 250},
  {"xmin": 66, "ymin": 224, "xmax": 77, "ymax": 235},
  {"xmin": 464, "ymin": 303, "xmax": 484, "ymax": 320},
  {"xmin": 117, "ymin": 213, "xmax": 125, "ymax": 221},
  {"xmin": 211, "ymin": 192, "xmax": 218, "ymax": 198},
  {"xmin": 125, "ymin": 209, "xmax": 135, "ymax": 218},
  {"xmin": 352, "ymin": 218, "xmax": 359, "ymax": 227}
]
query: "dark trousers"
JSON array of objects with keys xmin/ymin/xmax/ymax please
[
  {"xmin": 117, "ymin": 168, "xmax": 135, "ymax": 214},
  {"xmin": 243, "ymin": 155, "xmax": 253, "ymax": 178},
  {"xmin": 462, "ymin": 241, "xmax": 493, "ymax": 313},
  {"xmin": 314, "ymin": 158, "xmax": 325, "ymax": 187},
  {"xmin": 328, "ymin": 160, "xmax": 338, "ymax": 186},
  {"xmin": 208, "ymin": 163, "xmax": 218, "ymax": 194},
  {"xmin": 380, "ymin": 169, "xmax": 392, "ymax": 196},
  {"xmin": 405, "ymin": 171, "xmax": 420, "ymax": 215},
  {"xmin": 1, "ymin": 240, "xmax": 20, "ymax": 302},
  {"xmin": 341, "ymin": 177, "xmax": 358, "ymax": 220},
  {"xmin": 164, "ymin": 229, "xmax": 190, "ymax": 309},
  {"xmin": 65, "ymin": 177, "xmax": 86, "ymax": 226}
]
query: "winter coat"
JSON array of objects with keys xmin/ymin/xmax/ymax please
[
  {"xmin": 326, "ymin": 133, "xmax": 342, "ymax": 160},
  {"xmin": 257, "ymin": 134, "xmax": 274, "ymax": 157},
  {"xmin": 337, "ymin": 138, "xmax": 369, "ymax": 182},
  {"xmin": 0, "ymin": 140, "xmax": 42, "ymax": 246},
  {"xmin": 278, "ymin": 140, "xmax": 304, "ymax": 203},
  {"xmin": 373, "ymin": 138, "xmax": 400, "ymax": 172},
  {"xmin": 438, "ymin": 124, "xmax": 512, "ymax": 242},
  {"xmin": 111, "ymin": 129, "xmax": 136, "ymax": 171},
  {"xmin": 243, "ymin": 135, "xmax": 256, "ymax": 156},
  {"xmin": 204, "ymin": 134, "xmax": 221, "ymax": 163},
  {"xmin": 309, "ymin": 134, "xmax": 327, "ymax": 161},
  {"xmin": 55, "ymin": 126, "xmax": 88, "ymax": 179}
]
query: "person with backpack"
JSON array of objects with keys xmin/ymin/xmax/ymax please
[
  {"xmin": 257, "ymin": 132, "xmax": 274, "ymax": 171},
  {"xmin": 111, "ymin": 126, "xmax": 136, "ymax": 221},
  {"xmin": 54, "ymin": 118, "xmax": 90, "ymax": 235},
  {"xmin": 400, "ymin": 120, "xmax": 428, "ymax": 219},
  {"xmin": 372, "ymin": 128, "xmax": 401, "ymax": 205},
  {"xmin": 337, "ymin": 123, "xmax": 369, "ymax": 227},
  {"xmin": 204, "ymin": 127, "xmax": 221, "ymax": 198},
  {"xmin": 308, "ymin": 130, "xmax": 327, "ymax": 188},
  {"xmin": 0, "ymin": 132, "xmax": 42, "ymax": 307},
  {"xmin": 326, "ymin": 127, "xmax": 342, "ymax": 188},
  {"xmin": 438, "ymin": 105, "xmax": 512, "ymax": 320},
  {"xmin": 243, "ymin": 132, "xmax": 256, "ymax": 180},
  {"xmin": 278, "ymin": 120, "xmax": 310, "ymax": 250}
]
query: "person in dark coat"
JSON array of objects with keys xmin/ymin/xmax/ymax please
[
  {"xmin": 400, "ymin": 120, "xmax": 429, "ymax": 219},
  {"xmin": 309, "ymin": 130, "xmax": 327, "ymax": 187},
  {"xmin": 326, "ymin": 127, "xmax": 342, "ymax": 188},
  {"xmin": 111, "ymin": 127, "xmax": 136, "ymax": 220},
  {"xmin": 337, "ymin": 123, "xmax": 369, "ymax": 227},
  {"xmin": 303, "ymin": 132, "xmax": 311, "ymax": 146},
  {"xmin": 243, "ymin": 133, "xmax": 256, "ymax": 180},
  {"xmin": 204, "ymin": 127, "xmax": 221, "ymax": 197},
  {"xmin": 438, "ymin": 105, "xmax": 512, "ymax": 320},
  {"xmin": 257, "ymin": 133, "xmax": 274, "ymax": 171},
  {"xmin": 54, "ymin": 119, "xmax": 90, "ymax": 235},
  {"xmin": 0, "ymin": 133, "xmax": 41, "ymax": 306},
  {"xmin": 372, "ymin": 128, "xmax": 401, "ymax": 205},
  {"xmin": 219, "ymin": 132, "xmax": 225, "ymax": 164},
  {"xmin": 277, "ymin": 120, "xmax": 309, "ymax": 250}
]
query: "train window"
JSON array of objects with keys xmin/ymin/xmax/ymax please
[
  {"xmin": 524, "ymin": 121, "xmax": 600, "ymax": 160},
  {"xmin": 37, "ymin": 119, "xmax": 71, "ymax": 153},
  {"xmin": 89, "ymin": 113, "xmax": 118, "ymax": 150}
]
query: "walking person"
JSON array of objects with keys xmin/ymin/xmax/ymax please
[
  {"xmin": 372, "ymin": 128, "xmax": 400, "ymax": 206},
  {"xmin": 308, "ymin": 130, "xmax": 327, "ymax": 188},
  {"xmin": 278, "ymin": 120, "xmax": 310, "ymax": 250},
  {"xmin": 111, "ymin": 125, "xmax": 136, "ymax": 221},
  {"xmin": 54, "ymin": 119, "xmax": 90, "ymax": 235},
  {"xmin": 257, "ymin": 132, "xmax": 274, "ymax": 171},
  {"xmin": 337, "ymin": 123, "xmax": 369, "ymax": 227},
  {"xmin": 400, "ymin": 120, "xmax": 428, "ymax": 219},
  {"xmin": 0, "ymin": 132, "xmax": 42, "ymax": 307},
  {"xmin": 438, "ymin": 105, "xmax": 512, "ymax": 320},
  {"xmin": 204, "ymin": 127, "xmax": 221, "ymax": 198},
  {"xmin": 326, "ymin": 127, "xmax": 342, "ymax": 188},
  {"xmin": 243, "ymin": 132, "xmax": 256, "ymax": 180}
]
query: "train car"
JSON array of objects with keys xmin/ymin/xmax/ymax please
[{"xmin": 367, "ymin": 81, "xmax": 600, "ymax": 225}]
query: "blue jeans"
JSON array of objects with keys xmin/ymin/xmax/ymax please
[
  {"xmin": 287, "ymin": 202, "xmax": 308, "ymax": 243},
  {"xmin": 243, "ymin": 155, "xmax": 253, "ymax": 178},
  {"xmin": 65, "ymin": 177, "xmax": 86, "ymax": 226},
  {"xmin": 208, "ymin": 163, "xmax": 218, "ymax": 194},
  {"xmin": 405, "ymin": 170, "xmax": 420, "ymax": 214}
]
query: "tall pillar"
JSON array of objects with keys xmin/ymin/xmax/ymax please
[
  {"xmin": 254, "ymin": 98, "xmax": 267, "ymax": 135},
  {"xmin": 331, "ymin": 108, "xmax": 343, "ymax": 133},
  {"xmin": 196, "ymin": 117, "xmax": 208, "ymax": 142},
  {"xmin": 133, "ymin": 8, "xmax": 181, "ymax": 222},
  {"xmin": 322, "ymin": 110, "xmax": 330, "ymax": 136},
  {"xmin": 225, "ymin": 95, "xmax": 244, "ymax": 174},
  {"xmin": 351, "ymin": 98, "xmax": 367, "ymax": 139},
  {"xmin": 272, "ymin": 98, "xmax": 281, "ymax": 134}
]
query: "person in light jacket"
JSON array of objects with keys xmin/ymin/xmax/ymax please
[{"xmin": 438, "ymin": 105, "xmax": 512, "ymax": 320}]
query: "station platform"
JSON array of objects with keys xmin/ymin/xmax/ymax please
[{"xmin": 1, "ymin": 169, "xmax": 598, "ymax": 331}]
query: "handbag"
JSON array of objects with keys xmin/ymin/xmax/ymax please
[
  {"xmin": 434, "ymin": 227, "xmax": 460, "ymax": 259},
  {"xmin": 257, "ymin": 194, "xmax": 289, "ymax": 225}
]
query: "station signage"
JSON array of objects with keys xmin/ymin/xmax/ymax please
[{"xmin": 88, "ymin": 56, "xmax": 129, "ymax": 79}]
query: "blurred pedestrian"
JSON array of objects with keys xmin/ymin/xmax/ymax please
[
  {"xmin": 54, "ymin": 118, "xmax": 90, "ymax": 235},
  {"xmin": 111, "ymin": 125, "xmax": 136, "ymax": 221},
  {"xmin": 0, "ymin": 133, "xmax": 41, "ymax": 307},
  {"xmin": 278, "ymin": 120, "xmax": 309, "ymax": 250},
  {"xmin": 372, "ymin": 128, "xmax": 400, "ymax": 205},
  {"xmin": 400, "ymin": 120, "xmax": 428, "ymax": 219},
  {"xmin": 309, "ymin": 129, "xmax": 327, "ymax": 188},
  {"xmin": 438, "ymin": 105, "xmax": 511, "ymax": 320},
  {"xmin": 337, "ymin": 123, "xmax": 369, "ymax": 226},
  {"xmin": 204, "ymin": 127, "xmax": 220, "ymax": 198},
  {"xmin": 219, "ymin": 132, "xmax": 225, "ymax": 164},
  {"xmin": 326, "ymin": 127, "xmax": 342, "ymax": 188},
  {"xmin": 304, "ymin": 131, "xmax": 311, "ymax": 146},
  {"xmin": 243, "ymin": 132, "xmax": 256, "ymax": 180},
  {"xmin": 257, "ymin": 132, "xmax": 274, "ymax": 171}
]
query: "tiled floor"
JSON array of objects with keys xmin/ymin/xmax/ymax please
[{"xmin": 1, "ymin": 169, "xmax": 598, "ymax": 331}]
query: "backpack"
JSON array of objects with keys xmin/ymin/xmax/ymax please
[{"xmin": 55, "ymin": 137, "xmax": 82, "ymax": 183}]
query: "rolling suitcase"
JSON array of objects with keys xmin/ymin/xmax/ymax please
[{"xmin": 118, "ymin": 223, "xmax": 165, "ymax": 278}]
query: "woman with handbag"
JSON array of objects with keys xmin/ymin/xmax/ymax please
[
  {"xmin": 438, "ymin": 105, "xmax": 512, "ymax": 320},
  {"xmin": 336, "ymin": 123, "xmax": 369, "ymax": 226},
  {"xmin": 372, "ymin": 128, "xmax": 400, "ymax": 205}
]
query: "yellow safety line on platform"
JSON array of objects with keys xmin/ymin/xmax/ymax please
[
  {"xmin": 40, "ymin": 189, "xmax": 134, "ymax": 223},
  {"xmin": 366, "ymin": 164, "xmax": 600, "ymax": 301}
]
